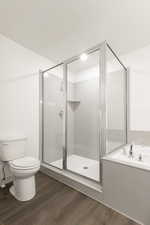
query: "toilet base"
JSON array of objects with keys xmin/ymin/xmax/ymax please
[
  {"xmin": 10, "ymin": 175, "xmax": 36, "ymax": 201},
  {"xmin": 9, "ymin": 185, "xmax": 16, "ymax": 198}
]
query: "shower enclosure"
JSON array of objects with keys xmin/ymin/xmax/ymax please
[{"xmin": 40, "ymin": 42, "xmax": 127, "ymax": 183}]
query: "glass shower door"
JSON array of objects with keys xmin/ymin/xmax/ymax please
[
  {"xmin": 66, "ymin": 50, "xmax": 100, "ymax": 181},
  {"xmin": 42, "ymin": 65, "xmax": 64, "ymax": 169}
]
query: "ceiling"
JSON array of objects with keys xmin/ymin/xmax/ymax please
[{"xmin": 0, "ymin": 0, "xmax": 150, "ymax": 63}]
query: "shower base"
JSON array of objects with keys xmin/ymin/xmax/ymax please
[{"xmin": 50, "ymin": 154, "xmax": 99, "ymax": 182}]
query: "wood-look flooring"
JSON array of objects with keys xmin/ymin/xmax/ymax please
[{"xmin": 0, "ymin": 172, "xmax": 139, "ymax": 225}]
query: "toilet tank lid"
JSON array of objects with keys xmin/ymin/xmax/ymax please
[{"xmin": 0, "ymin": 135, "xmax": 27, "ymax": 142}]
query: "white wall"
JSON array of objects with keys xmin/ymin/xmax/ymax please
[
  {"xmin": 0, "ymin": 33, "xmax": 53, "ymax": 159},
  {"xmin": 121, "ymin": 45, "xmax": 150, "ymax": 131},
  {"xmin": 121, "ymin": 45, "xmax": 150, "ymax": 145},
  {"xmin": 129, "ymin": 70, "xmax": 150, "ymax": 131}
]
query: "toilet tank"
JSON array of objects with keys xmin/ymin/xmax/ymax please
[{"xmin": 0, "ymin": 136, "xmax": 27, "ymax": 161}]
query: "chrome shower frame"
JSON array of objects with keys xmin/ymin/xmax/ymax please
[{"xmin": 39, "ymin": 41, "xmax": 128, "ymax": 185}]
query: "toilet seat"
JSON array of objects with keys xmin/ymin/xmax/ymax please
[{"xmin": 9, "ymin": 157, "xmax": 40, "ymax": 170}]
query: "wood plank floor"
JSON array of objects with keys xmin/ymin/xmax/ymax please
[{"xmin": 0, "ymin": 172, "xmax": 139, "ymax": 225}]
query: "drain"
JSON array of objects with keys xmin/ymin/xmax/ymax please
[{"xmin": 83, "ymin": 166, "xmax": 88, "ymax": 170}]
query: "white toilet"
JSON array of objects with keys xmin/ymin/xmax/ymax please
[{"xmin": 0, "ymin": 136, "xmax": 40, "ymax": 201}]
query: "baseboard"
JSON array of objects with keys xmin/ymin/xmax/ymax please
[{"xmin": 100, "ymin": 201, "xmax": 143, "ymax": 225}]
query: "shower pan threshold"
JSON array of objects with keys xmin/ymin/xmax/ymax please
[
  {"xmin": 51, "ymin": 154, "xmax": 99, "ymax": 182},
  {"xmin": 41, "ymin": 161, "xmax": 103, "ymax": 202}
]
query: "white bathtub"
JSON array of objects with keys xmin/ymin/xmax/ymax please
[
  {"xmin": 102, "ymin": 145, "xmax": 150, "ymax": 225},
  {"xmin": 105, "ymin": 145, "xmax": 150, "ymax": 171}
]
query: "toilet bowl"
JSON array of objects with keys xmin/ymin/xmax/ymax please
[
  {"xmin": 9, "ymin": 157, "xmax": 40, "ymax": 201},
  {"xmin": 0, "ymin": 135, "xmax": 40, "ymax": 201}
]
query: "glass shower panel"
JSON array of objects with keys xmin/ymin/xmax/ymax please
[
  {"xmin": 42, "ymin": 65, "xmax": 64, "ymax": 169},
  {"xmin": 66, "ymin": 50, "xmax": 100, "ymax": 181},
  {"xmin": 106, "ymin": 46, "xmax": 127, "ymax": 153}
]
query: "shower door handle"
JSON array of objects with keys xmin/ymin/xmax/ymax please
[{"xmin": 59, "ymin": 110, "xmax": 64, "ymax": 117}]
